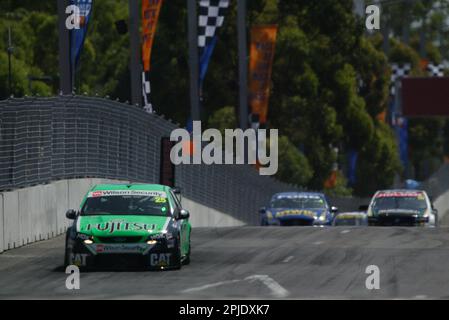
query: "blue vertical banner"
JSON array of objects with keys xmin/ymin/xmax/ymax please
[
  {"xmin": 70, "ymin": 0, "xmax": 93, "ymax": 71},
  {"xmin": 197, "ymin": 0, "xmax": 230, "ymax": 92},
  {"xmin": 392, "ymin": 116, "xmax": 408, "ymax": 168},
  {"xmin": 199, "ymin": 36, "xmax": 218, "ymax": 87}
]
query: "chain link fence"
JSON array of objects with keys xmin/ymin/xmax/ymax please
[{"xmin": 1, "ymin": 96, "xmax": 318, "ymax": 225}]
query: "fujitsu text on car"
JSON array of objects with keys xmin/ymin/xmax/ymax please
[
  {"xmin": 260, "ymin": 192, "xmax": 337, "ymax": 226},
  {"xmin": 64, "ymin": 184, "xmax": 191, "ymax": 270},
  {"xmin": 361, "ymin": 189, "xmax": 438, "ymax": 227}
]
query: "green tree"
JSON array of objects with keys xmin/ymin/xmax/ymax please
[
  {"xmin": 5, "ymin": 0, "xmax": 446, "ymax": 194},
  {"xmin": 208, "ymin": 106, "xmax": 237, "ymax": 133},
  {"xmin": 355, "ymin": 122, "xmax": 402, "ymax": 195},
  {"xmin": 275, "ymin": 135, "xmax": 313, "ymax": 187}
]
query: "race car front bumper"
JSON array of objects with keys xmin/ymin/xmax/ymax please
[
  {"xmin": 67, "ymin": 237, "xmax": 178, "ymax": 270},
  {"xmin": 267, "ymin": 216, "xmax": 329, "ymax": 226},
  {"xmin": 369, "ymin": 214, "xmax": 429, "ymax": 226}
]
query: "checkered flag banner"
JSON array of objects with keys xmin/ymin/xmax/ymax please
[
  {"xmin": 142, "ymin": 72, "xmax": 153, "ymax": 113},
  {"xmin": 390, "ymin": 63, "xmax": 411, "ymax": 96},
  {"xmin": 427, "ymin": 63, "xmax": 445, "ymax": 77},
  {"xmin": 198, "ymin": 0, "xmax": 230, "ymax": 49}
]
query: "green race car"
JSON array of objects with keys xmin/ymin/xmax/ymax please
[{"xmin": 64, "ymin": 184, "xmax": 192, "ymax": 270}]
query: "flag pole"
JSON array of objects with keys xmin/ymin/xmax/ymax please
[
  {"xmin": 129, "ymin": 0, "xmax": 141, "ymax": 106},
  {"xmin": 237, "ymin": 0, "xmax": 248, "ymax": 130},
  {"xmin": 187, "ymin": 0, "xmax": 201, "ymax": 121},
  {"xmin": 58, "ymin": 0, "xmax": 72, "ymax": 94}
]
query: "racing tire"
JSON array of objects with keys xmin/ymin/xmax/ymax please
[{"xmin": 183, "ymin": 241, "xmax": 191, "ymax": 265}]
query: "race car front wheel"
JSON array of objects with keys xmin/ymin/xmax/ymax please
[
  {"xmin": 170, "ymin": 235, "xmax": 182, "ymax": 270},
  {"xmin": 183, "ymin": 241, "xmax": 191, "ymax": 265}
]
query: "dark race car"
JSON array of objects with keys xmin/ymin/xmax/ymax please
[{"xmin": 260, "ymin": 192, "xmax": 337, "ymax": 226}]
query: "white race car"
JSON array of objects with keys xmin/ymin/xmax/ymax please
[{"xmin": 362, "ymin": 189, "xmax": 437, "ymax": 227}]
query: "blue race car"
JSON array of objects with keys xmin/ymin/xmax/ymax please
[{"xmin": 259, "ymin": 192, "xmax": 338, "ymax": 226}]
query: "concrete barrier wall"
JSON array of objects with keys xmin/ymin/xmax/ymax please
[
  {"xmin": 0, "ymin": 194, "xmax": 3, "ymax": 253},
  {"xmin": 0, "ymin": 178, "xmax": 130, "ymax": 253},
  {"xmin": 433, "ymin": 189, "xmax": 449, "ymax": 225},
  {"xmin": 182, "ymin": 197, "xmax": 245, "ymax": 227},
  {"xmin": 3, "ymin": 192, "xmax": 19, "ymax": 251},
  {"xmin": 0, "ymin": 178, "xmax": 246, "ymax": 253},
  {"xmin": 419, "ymin": 164, "xmax": 449, "ymax": 225}
]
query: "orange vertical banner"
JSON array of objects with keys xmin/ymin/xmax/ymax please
[
  {"xmin": 324, "ymin": 170, "xmax": 337, "ymax": 189},
  {"xmin": 248, "ymin": 25, "xmax": 278, "ymax": 124},
  {"xmin": 142, "ymin": 0, "xmax": 163, "ymax": 72},
  {"xmin": 377, "ymin": 110, "xmax": 386, "ymax": 122}
]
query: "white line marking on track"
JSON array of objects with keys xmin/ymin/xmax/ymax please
[
  {"xmin": 341, "ymin": 229, "xmax": 350, "ymax": 234},
  {"xmin": 282, "ymin": 256, "xmax": 294, "ymax": 263},
  {"xmin": 313, "ymin": 241, "xmax": 324, "ymax": 245},
  {"xmin": 245, "ymin": 275, "xmax": 290, "ymax": 298},
  {"xmin": 0, "ymin": 255, "xmax": 38, "ymax": 259},
  {"xmin": 181, "ymin": 274, "xmax": 289, "ymax": 298},
  {"xmin": 181, "ymin": 279, "xmax": 242, "ymax": 293}
]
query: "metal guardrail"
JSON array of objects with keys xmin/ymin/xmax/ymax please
[{"xmin": 0, "ymin": 96, "xmax": 307, "ymax": 224}]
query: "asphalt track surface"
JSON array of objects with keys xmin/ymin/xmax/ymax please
[{"xmin": 2, "ymin": 225, "xmax": 449, "ymax": 299}]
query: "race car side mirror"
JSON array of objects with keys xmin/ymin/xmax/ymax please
[
  {"xmin": 66, "ymin": 209, "xmax": 77, "ymax": 220},
  {"xmin": 259, "ymin": 207, "xmax": 266, "ymax": 214},
  {"xmin": 172, "ymin": 187, "xmax": 181, "ymax": 194},
  {"xmin": 359, "ymin": 205, "xmax": 369, "ymax": 211},
  {"xmin": 331, "ymin": 206, "xmax": 338, "ymax": 213},
  {"xmin": 178, "ymin": 209, "xmax": 190, "ymax": 220}
]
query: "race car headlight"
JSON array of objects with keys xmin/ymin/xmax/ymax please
[
  {"xmin": 77, "ymin": 233, "xmax": 94, "ymax": 244},
  {"xmin": 147, "ymin": 234, "xmax": 162, "ymax": 242},
  {"xmin": 318, "ymin": 214, "xmax": 327, "ymax": 222}
]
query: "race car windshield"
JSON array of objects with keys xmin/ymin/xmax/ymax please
[
  {"xmin": 270, "ymin": 197, "xmax": 326, "ymax": 209},
  {"xmin": 81, "ymin": 195, "xmax": 169, "ymax": 216},
  {"xmin": 372, "ymin": 196, "xmax": 428, "ymax": 211}
]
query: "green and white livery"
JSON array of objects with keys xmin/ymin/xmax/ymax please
[{"xmin": 64, "ymin": 184, "xmax": 192, "ymax": 270}]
